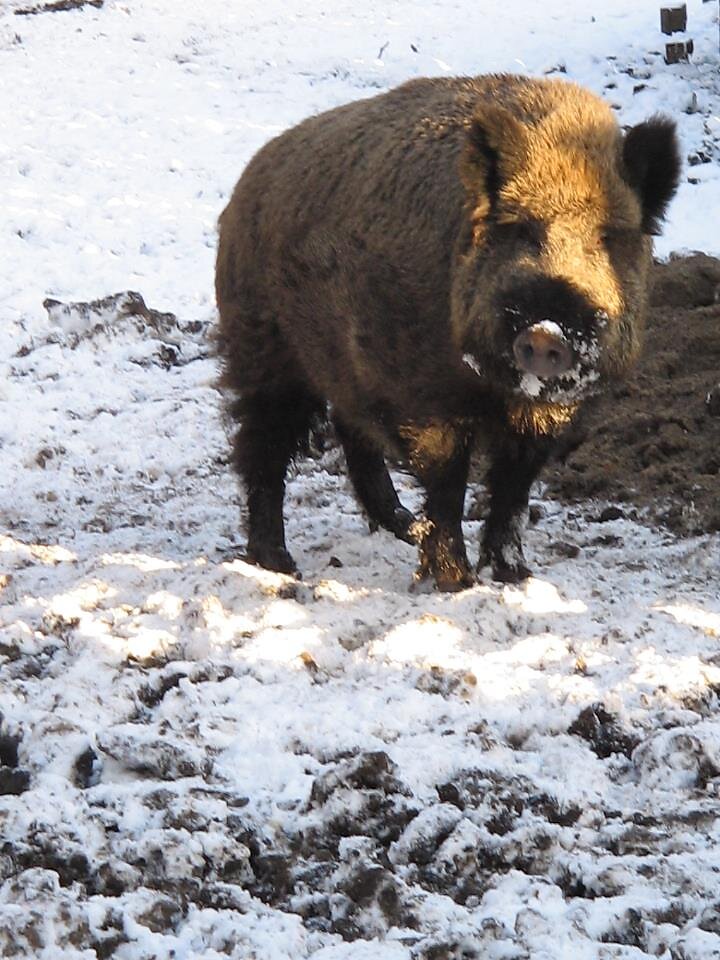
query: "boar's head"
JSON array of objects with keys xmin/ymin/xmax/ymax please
[{"xmin": 452, "ymin": 81, "xmax": 679, "ymax": 426}]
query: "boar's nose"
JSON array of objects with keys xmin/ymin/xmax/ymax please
[{"xmin": 513, "ymin": 323, "xmax": 574, "ymax": 378}]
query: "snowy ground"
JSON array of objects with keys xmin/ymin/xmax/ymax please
[{"xmin": 2, "ymin": 1, "xmax": 720, "ymax": 957}]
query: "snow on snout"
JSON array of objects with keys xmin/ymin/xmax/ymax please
[
  {"xmin": 462, "ymin": 352, "xmax": 482, "ymax": 376},
  {"xmin": 529, "ymin": 319, "xmax": 567, "ymax": 341},
  {"xmin": 516, "ymin": 319, "xmax": 601, "ymax": 401}
]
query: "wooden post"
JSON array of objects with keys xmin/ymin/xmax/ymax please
[
  {"xmin": 660, "ymin": 4, "xmax": 687, "ymax": 33},
  {"xmin": 660, "ymin": 3, "xmax": 692, "ymax": 63},
  {"xmin": 664, "ymin": 39, "xmax": 694, "ymax": 62}
]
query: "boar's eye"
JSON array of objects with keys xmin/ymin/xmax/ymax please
[{"xmin": 494, "ymin": 219, "xmax": 544, "ymax": 248}]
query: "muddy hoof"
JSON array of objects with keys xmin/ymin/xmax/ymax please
[
  {"xmin": 413, "ymin": 559, "xmax": 475, "ymax": 593},
  {"xmin": 390, "ymin": 507, "xmax": 417, "ymax": 544},
  {"xmin": 413, "ymin": 525, "xmax": 474, "ymax": 591},
  {"xmin": 368, "ymin": 506, "xmax": 417, "ymax": 544},
  {"xmin": 489, "ymin": 561, "xmax": 532, "ymax": 584},
  {"xmin": 436, "ymin": 570, "xmax": 476, "ymax": 592},
  {"xmin": 245, "ymin": 544, "xmax": 299, "ymax": 576},
  {"xmin": 478, "ymin": 543, "xmax": 531, "ymax": 583}
]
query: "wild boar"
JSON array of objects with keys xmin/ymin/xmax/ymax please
[{"xmin": 215, "ymin": 74, "xmax": 679, "ymax": 591}]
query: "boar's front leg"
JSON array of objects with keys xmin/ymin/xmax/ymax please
[
  {"xmin": 334, "ymin": 416, "xmax": 416, "ymax": 543},
  {"xmin": 479, "ymin": 433, "xmax": 555, "ymax": 583},
  {"xmin": 403, "ymin": 423, "xmax": 474, "ymax": 592}
]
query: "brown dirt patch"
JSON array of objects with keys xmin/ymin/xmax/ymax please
[{"xmin": 545, "ymin": 253, "xmax": 720, "ymax": 535}]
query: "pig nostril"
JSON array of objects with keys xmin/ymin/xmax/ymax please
[{"xmin": 513, "ymin": 325, "xmax": 574, "ymax": 378}]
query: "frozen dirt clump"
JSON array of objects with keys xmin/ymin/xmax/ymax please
[
  {"xmin": 545, "ymin": 255, "xmax": 720, "ymax": 535},
  {"xmin": 633, "ymin": 726, "xmax": 720, "ymax": 791},
  {"xmin": 397, "ymin": 769, "xmax": 582, "ymax": 906},
  {"xmin": 15, "ymin": 292, "xmax": 212, "ymax": 371},
  {"xmin": 0, "ymin": 869, "xmax": 126, "ymax": 960},
  {"xmin": 568, "ymin": 703, "xmax": 641, "ymax": 759},
  {"xmin": 255, "ymin": 752, "xmax": 423, "ymax": 939},
  {"xmin": 290, "ymin": 751, "xmax": 419, "ymax": 940},
  {"xmin": 97, "ymin": 725, "xmax": 211, "ymax": 780},
  {"xmin": 0, "ymin": 731, "xmax": 30, "ymax": 794}
]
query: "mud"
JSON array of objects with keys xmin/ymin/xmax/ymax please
[{"xmin": 545, "ymin": 253, "xmax": 720, "ymax": 534}]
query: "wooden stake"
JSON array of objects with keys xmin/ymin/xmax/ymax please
[{"xmin": 660, "ymin": 4, "xmax": 688, "ymax": 34}]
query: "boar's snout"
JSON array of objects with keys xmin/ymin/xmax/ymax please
[
  {"xmin": 496, "ymin": 275, "xmax": 605, "ymax": 384},
  {"xmin": 512, "ymin": 324, "xmax": 574, "ymax": 378}
]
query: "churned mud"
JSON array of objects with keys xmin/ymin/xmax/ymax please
[{"xmin": 545, "ymin": 253, "xmax": 720, "ymax": 534}]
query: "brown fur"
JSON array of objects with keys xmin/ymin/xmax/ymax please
[
  {"xmin": 216, "ymin": 73, "xmax": 679, "ymax": 589},
  {"xmin": 451, "ymin": 78, "xmax": 653, "ymax": 389},
  {"xmin": 506, "ymin": 400, "xmax": 580, "ymax": 436}
]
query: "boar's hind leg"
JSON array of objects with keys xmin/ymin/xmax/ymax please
[
  {"xmin": 232, "ymin": 387, "xmax": 320, "ymax": 576},
  {"xmin": 480, "ymin": 436, "xmax": 555, "ymax": 583},
  {"xmin": 405, "ymin": 425, "xmax": 474, "ymax": 592},
  {"xmin": 333, "ymin": 417, "xmax": 415, "ymax": 543}
]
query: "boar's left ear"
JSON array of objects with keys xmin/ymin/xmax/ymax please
[
  {"xmin": 460, "ymin": 105, "xmax": 528, "ymax": 197},
  {"xmin": 622, "ymin": 116, "xmax": 681, "ymax": 235}
]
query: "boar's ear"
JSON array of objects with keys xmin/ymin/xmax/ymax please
[
  {"xmin": 623, "ymin": 116, "xmax": 680, "ymax": 235},
  {"xmin": 460, "ymin": 105, "xmax": 528, "ymax": 197}
]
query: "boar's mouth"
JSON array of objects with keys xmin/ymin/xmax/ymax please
[{"xmin": 514, "ymin": 347, "xmax": 602, "ymax": 403}]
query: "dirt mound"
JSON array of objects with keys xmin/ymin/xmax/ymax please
[{"xmin": 545, "ymin": 253, "xmax": 720, "ymax": 535}]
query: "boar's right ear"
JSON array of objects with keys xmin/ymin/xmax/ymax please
[
  {"xmin": 623, "ymin": 116, "xmax": 681, "ymax": 235},
  {"xmin": 460, "ymin": 106, "xmax": 528, "ymax": 197}
]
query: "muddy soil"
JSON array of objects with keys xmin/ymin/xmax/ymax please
[{"xmin": 544, "ymin": 253, "xmax": 720, "ymax": 535}]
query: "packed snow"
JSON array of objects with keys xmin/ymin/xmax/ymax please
[{"xmin": 1, "ymin": 0, "xmax": 720, "ymax": 957}]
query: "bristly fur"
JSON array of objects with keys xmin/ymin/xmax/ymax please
[
  {"xmin": 216, "ymin": 73, "xmax": 679, "ymax": 589},
  {"xmin": 506, "ymin": 400, "xmax": 579, "ymax": 436}
]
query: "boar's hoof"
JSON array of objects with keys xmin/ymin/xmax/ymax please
[
  {"xmin": 490, "ymin": 559, "xmax": 532, "ymax": 584},
  {"xmin": 392, "ymin": 507, "xmax": 418, "ymax": 544},
  {"xmin": 478, "ymin": 543, "xmax": 532, "ymax": 584},
  {"xmin": 414, "ymin": 526, "xmax": 475, "ymax": 592},
  {"xmin": 368, "ymin": 506, "xmax": 417, "ymax": 544},
  {"xmin": 245, "ymin": 545, "xmax": 300, "ymax": 577},
  {"xmin": 414, "ymin": 562, "xmax": 475, "ymax": 593}
]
